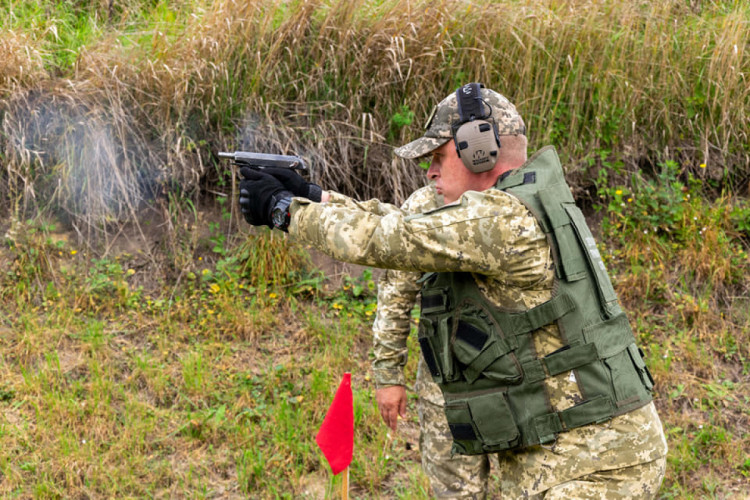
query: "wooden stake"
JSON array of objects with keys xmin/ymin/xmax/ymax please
[{"xmin": 341, "ymin": 466, "xmax": 349, "ymax": 500}]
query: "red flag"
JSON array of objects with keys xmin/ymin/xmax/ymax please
[{"xmin": 315, "ymin": 372, "xmax": 353, "ymax": 475}]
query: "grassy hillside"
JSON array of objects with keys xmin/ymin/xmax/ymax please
[{"xmin": 1, "ymin": 0, "xmax": 749, "ymax": 498}]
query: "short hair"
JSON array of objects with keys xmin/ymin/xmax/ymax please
[{"xmin": 497, "ymin": 134, "xmax": 528, "ymax": 166}]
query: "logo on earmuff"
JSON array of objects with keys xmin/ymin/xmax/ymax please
[{"xmin": 472, "ymin": 150, "xmax": 490, "ymax": 167}]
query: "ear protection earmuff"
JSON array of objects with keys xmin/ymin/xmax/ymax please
[{"xmin": 452, "ymin": 82, "xmax": 501, "ymax": 173}]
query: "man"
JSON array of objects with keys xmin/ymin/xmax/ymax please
[{"xmin": 238, "ymin": 83, "xmax": 668, "ymax": 498}]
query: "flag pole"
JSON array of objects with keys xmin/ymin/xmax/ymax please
[{"xmin": 341, "ymin": 466, "xmax": 349, "ymax": 500}]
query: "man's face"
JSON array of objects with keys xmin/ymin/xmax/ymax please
[{"xmin": 426, "ymin": 141, "xmax": 484, "ymax": 204}]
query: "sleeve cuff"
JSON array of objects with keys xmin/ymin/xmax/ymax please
[
  {"xmin": 372, "ymin": 368, "xmax": 407, "ymax": 388},
  {"xmin": 307, "ymin": 183, "xmax": 323, "ymax": 202}
]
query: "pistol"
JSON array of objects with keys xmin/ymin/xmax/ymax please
[{"xmin": 218, "ymin": 151, "xmax": 307, "ymax": 171}]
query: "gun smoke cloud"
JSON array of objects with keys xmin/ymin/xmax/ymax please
[{"xmin": 0, "ymin": 87, "xmax": 199, "ymax": 237}]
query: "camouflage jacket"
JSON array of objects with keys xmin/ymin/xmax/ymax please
[{"xmin": 288, "ymin": 174, "xmax": 667, "ymax": 495}]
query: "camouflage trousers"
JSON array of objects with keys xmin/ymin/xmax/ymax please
[
  {"xmin": 526, "ymin": 458, "xmax": 667, "ymax": 499},
  {"xmin": 415, "ymin": 359, "xmax": 666, "ymax": 499},
  {"xmin": 417, "ymin": 396, "xmax": 666, "ymax": 499},
  {"xmin": 416, "ymin": 395, "xmax": 495, "ymax": 499}
]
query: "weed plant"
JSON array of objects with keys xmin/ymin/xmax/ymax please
[{"xmin": 598, "ymin": 167, "xmax": 750, "ymax": 497}]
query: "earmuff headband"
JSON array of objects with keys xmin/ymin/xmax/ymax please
[{"xmin": 456, "ymin": 82, "xmax": 489, "ymax": 122}]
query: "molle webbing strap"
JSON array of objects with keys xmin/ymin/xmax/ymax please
[
  {"xmin": 521, "ymin": 315, "xmax": 638, "ymax": 389},
  {"xmin": 533, "ymin": 395, "xmax": 615, "ymax": 444},
  {"xmin": 501, "ymin": 293, "xmax": 576, "ymax": 336},
  {"xmin": 531, "ymin": 412, "xmax": 564, "ymax": 444},
  {"xmin": 544, "ymin": 343, "xmax": 598, "ymax": 374},
  {"xmin": 521, "ymin": 359, "xmax": 547, "ymax": 384},
  {"xmin": 521, "ymin": 342, "xmax": 600, "ymax": 385}
]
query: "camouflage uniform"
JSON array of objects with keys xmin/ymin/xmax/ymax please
[
  {"xmin": 288, "ymin": 85, "xmax": 667, "ymax": 498},
  {"xmin": 289, "ymin": 182, "xmax": 667, "ymax": 498}
]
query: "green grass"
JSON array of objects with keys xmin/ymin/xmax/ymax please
[
  {"xmin": 0, "ymin": 221, "xmax": 428, "ymax": 497},
  {"xmin": 1, "ymin": 179, "xmax": 749, "ymax": 497},
  {"xmin": 597, "ymin": 166, "xmax": 750, "ymax": 498}
]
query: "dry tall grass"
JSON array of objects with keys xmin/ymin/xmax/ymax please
[{"xmin": 1, "ymin": 0, "xmax": 748, "ymax": 240}]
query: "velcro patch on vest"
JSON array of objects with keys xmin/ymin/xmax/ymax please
[
  {"xmin": 419, "ymin": 337, "xmax": 442, "ymax": 379},
  {"xmin": 455, "ymin": 321, "xmax": 489, "ymax": 351},
  {"xmin": 449, "ymin": 422, "xmax": 478, "ymax": 441},
  {"xmin": 421, "ymin": 290, "xmax": 448, "ymax": 314}
]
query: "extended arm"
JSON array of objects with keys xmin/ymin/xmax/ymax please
[{"xmin": 290, "ymin": 188, "xmax": 548, "ymax": 286}]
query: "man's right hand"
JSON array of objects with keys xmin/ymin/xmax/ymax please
[{"xmin": 376, "ymin": 385, "xmax": 407, "ymax": 431}]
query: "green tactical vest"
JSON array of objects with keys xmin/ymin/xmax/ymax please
[{"xmin": 417, "ymin": 146, "xmax": 654, "ymax": 456}]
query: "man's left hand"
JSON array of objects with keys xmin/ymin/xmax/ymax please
[
  {"xmin": 376, "ymin": 385, "xmax": 407, "ymax": 431},
  {"xmin": 238, "ymin": 169, "xmax": 292, "ymax": 228}
]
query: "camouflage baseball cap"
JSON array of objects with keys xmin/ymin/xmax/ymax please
[{"xmin": 394, "ymin": 86, "xmax": 525, "ymax": 159}]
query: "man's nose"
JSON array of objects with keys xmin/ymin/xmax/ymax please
[{"xmin": 426, "ymin": 162, "xmax": 439, "ymax": 180}]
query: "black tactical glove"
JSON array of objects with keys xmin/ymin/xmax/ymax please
[
  {"xmin": 242, "ymin": 166, "xmax": 322, "ymax": 202},
  {"xmin": 238, "ymin": 169, "xmax": 293, "ymax": 230}
]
